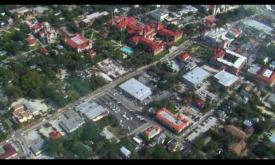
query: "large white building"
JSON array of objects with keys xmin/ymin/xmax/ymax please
[
  {"xmin": 150, "ymin": 9, "xmax": 169, "ymax": 21},
  {"xmin": 119, "ymin": 78, "xmax": 152, "ymax": 101},
  {"xmin": 214, "ymin": 70, "xmax": 240, "ymax": 88},
  {"xmin": 242, "ymin": 19, "xmax": 274, "ymax": 35},
  {"xmin": 76, "ymin": 100, "xmax": 108, "ymax": 122},
  {"xmin": 182, "ymin": 67, "xmax": 211, "ymax": 88}
]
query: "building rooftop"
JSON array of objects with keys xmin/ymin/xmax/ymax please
[
  {"xmin": 213, "ymin": 49, "xmax": 247, "ymax": 70},
  {"xmin": 178, "ymin": 52, "xmax": 190, "ymax": 61},
  {"xmin": 144, "ymin": 125, "xmax": 162, "ymax": 139},
  {"xmin": 156, "ymin": 108, "xmax": 189, "ymax": 133},
  {"xmin": 0, "ymin": 144, "xmax": 17, "ymax": 159},
  {"xmin": 256, "ymin": 66, "xmax": 275, "ymax": 85},
  {"xmin": 59, "ymin": 113, "xmax": 85, "ymax": 133},
  {"xmin": 119, "ymin": 78, "xmax": 152, "ymax": 101},
  {"xmin": 182, "ymin": 67, "xmax": 211, "ymax": 87},
  {"xmin": 214, "ymin": 70, "xmax": 239, "ymax": 87},
  {"xmin": 64, "ymin": 33, "xmax": 91, "ymax": 50},
  {"xmin": 120, "ymin": 146, "xmax": 131, "ymax": 158},
  {"xmin": 76, "ymin": 101, "xmax": 108, "ymax": 121},
  {"xmin": 229, "ymin": 140, "xmax": 246, "ymax": 156},
  {"xmin": 243, "ymin": 19, "xmax": 273, "ymax": 35},
  {"xmin": 83, "ymin": 11, "xmax": 108, "ymax": 23},
  {"xmin": 151, "ymin": 9, "xmax": 169, "ymax": 17},
  {"xmin": 247, "ymin": 64, "xmax": 261, "ymax": 75},
  {"xmin": 49, "ymin": 131, "xmax": 62, "ymax": 140},
  {"xmin": 225, "ymin": 125, "xmax": 248, "ymax": 140}
]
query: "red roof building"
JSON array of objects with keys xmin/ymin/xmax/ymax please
[
  {"xmin": 156, "ymin": 23, "xmax": 183, "ymax": 42},
  {"xmin": 26, "ymin": 35, "xmax": 37, "ymax": 46},
  {"xmin": 156, "ymin": 108, "xmax": 189, "ymax": 134},
  {"xmin": 112, "ymin": 16, "xmax": 182, "ymax": 55},
  {"xmin": 113, "ymin": 16, "xmax": 137, "ymax": 30},
  {"xmin": 210, "ymin": 48, "xmax": 247, "ymax": 74},
  {"xmin": 129, "ymin": 36, "xmax": 164, "ymax": 55},
  {"xmin": 0, "ymin": 143, "xmax": 17, "ymax": 159},
  {"xmin": 256, "ymin": 67, "xmax": 275, "ymax": 87},
  {"xmin": 64, "ymin": 33, "xmax": 92, "ymax": 53},
  {"xmin": 202, "ymin": 15, "xmax": 217, "ymax": 28},
  {"xmin": 40, "ymin": 47, "xmax": 49, "ymax": 55},
  {"xmin": 31, "ymin": 22, "xmax": 44, "ymax": 33},
  {"xmin": 196, "ymin": 98, "xmax": 206, "ymax": 110},
  {"xmin": 49, "ymin": 131, "xmax": 62, "ymax": 140},
  {"xmin": 144, "ymin": 125, "xmax": 162, "ymax": 140},
  {"xmin": 178, "ymin": 52, "xmax": 190, "ymax": 61}
]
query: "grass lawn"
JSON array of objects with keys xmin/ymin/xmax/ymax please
[
  {"xmin": 153, "ymin": 49, "xmax": 169, "ymax": 61},
  {"xmin": 174, "ymin": 35, "xmax": 187, "ymax": 46},
  {"xmin": 187, "ymin": 44, "xmax": 213, "ymax": 61},
  {"xmin": 107, "ymin": 125, "xmax": 126, "ymax": 139}
]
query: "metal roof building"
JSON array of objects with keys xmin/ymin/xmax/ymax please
[
  {"xmin": 182, "ymin": 67, "xmax": 211, "ymax": 87},
  {"xmin": 119, "ymin": 78, "xmax": 152, "ymax": 101},
  {"xmin": 214, "ymin": 70, "xmax": 239, "ymax": 87},
  {"xmin": 59, "ymin": 112, "xmax": 85, "ymax": 134},
  {"xmin": 76, "ymin": 101, "xmax": 108, "ymax": 122},
  {"xmin": 243, "ymin": 19, "xmax": 273, "ymax": 35},
  {"xmin": 120, "ymin": 146, "xmax": 131, "ymax": 158}
]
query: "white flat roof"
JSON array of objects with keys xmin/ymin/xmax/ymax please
[
  {"xmin": 217, "ymin": 49, "xmax": 247, "ymax": 69},
  {"xmin": 76, "ymin": 101, "xmax": 108, "ymax": 120},
  {"xmin": 214, "ymin": 70, "xmax": 239, "ymax": 87},
  {"xmin": 205, "ymin": 28, "xmax": 227, "ymax": 39},
  {"xmin": 183, "ymin": 67, "xmax": 211, "ymax": 86},
  {"xmin": 120, "ymin": 146, "xmax": 131, "ymax": 157},
  {"xmin": 119, "ymin": 78, "xmax": 152, "ymax": 101},
  {"xmin": 243, "ymin": 19, "xmax": 273, "ymax": 34},
  {"xmin": 263, "ymin": 69, "xmax": 273, "ymax": 78}
]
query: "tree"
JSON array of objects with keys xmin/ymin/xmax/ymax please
[
  {"xmin": 100, "ymin": 115, "xmax": 119, "ymax": 127},
  {"xmin": 5, "ymin": 84, "xmax": 24, "ymax": 98},
  {"xmin": 47, "ymin": 138, "xmax": 65, "ymax": 157},
  {"xmin": 194, "ymin": 136, "xmax": 205, "ymax": 150},
  {"xmin": 89, "ymin": 75, "xmax": 107, "ymax": 91},
  {"xmin": 20, "ymin": 70, "xmax": 48, "ymax": 98},
  {"xmin": 82, "ymin": 122, "xmax": 100, "ymax": 143}
]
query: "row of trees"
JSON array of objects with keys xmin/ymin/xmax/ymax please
[{"xmin": 138, "ymin": 144, "xmax": 182, "ymax": 159}]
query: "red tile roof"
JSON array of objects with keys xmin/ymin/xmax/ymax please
[
  {"xmin": 130, "ymin": 36, "xmax": 163, "ymax": 54},
  {"xmin": 115, "ymin": 16, "xmax": 137, "ymax": 30},
  {"xmin": 156, "ymin": 108, "xmax": 189, "ymax": 133},
  {"xmin": 196, "ymin": 99, "xmax": 206, "ymax": 109},
  {"xmin": 26, "ymin": 36, "xmax": 37, "ymax": 45},
  {"xmin": 49, "ymin": 131, "xmax": 62, "ymax": 140},
  {"xmin": 156, "ymin": 23, "xmax": 183, "ymax": 39},
  {"xmin": 212, "ymin": 48, "xmax": 225, "ymax": 59},
  {"xmin": 144, "ymin": 125, "xmax": 162, "ymax": 139},
  {"xmin": 256, "ymin": 67, "xmax": 275, "ymax": 85},
  {"xmin": 179, "ymin": 52, "xmax": 190, "ymax": 61},
  {"xmin": 0, "ymin": 144, "xmax": 17, "ymax": 159},
  {"xmin": 64, "ymin": 33, "xmax": 91, "ymax": 50},
  {"xmin": 31, "ymin": 22, "xmax": 44, "ymax": 32}
]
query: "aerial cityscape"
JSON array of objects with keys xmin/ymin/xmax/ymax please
[{"xmin": 0, "ymin": 4, "xmax": 274, "ymax": 159}]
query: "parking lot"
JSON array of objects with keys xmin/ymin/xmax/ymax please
[
  {"xmin": 185, "ymin": 116, "xmax": 218, "ymax": 142},
  {"xmin": 95, "ymin": 92, "xmax": 146, "ymax": 133}
]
